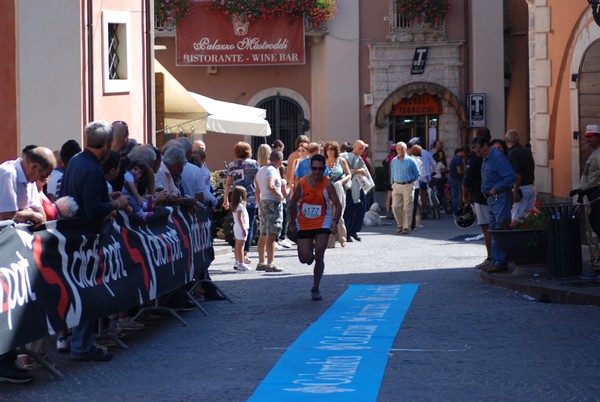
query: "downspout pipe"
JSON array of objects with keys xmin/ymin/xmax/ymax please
[
  {"xmin": 145, "ymin": 0, "xmax": 155, "ymax": 144},
  {"xmin": 87, "ymin": 0, "xmax": 94, "ymax": 123}
]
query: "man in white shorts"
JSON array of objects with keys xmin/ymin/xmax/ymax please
[{"xmin": 463, "ymin": 128, "xmax": 492, "ymax": 269}]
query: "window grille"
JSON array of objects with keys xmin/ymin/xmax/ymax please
[{"xmin": 108, "ymin": 23, "xmax": 121, "ymax": 79}]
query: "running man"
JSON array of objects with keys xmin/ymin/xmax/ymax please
[{"xmin": 289, "ymin": 154, "xmax": 342, "ymax": 300}]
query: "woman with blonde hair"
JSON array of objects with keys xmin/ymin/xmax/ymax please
[{"xmin": 257, "ymin": 144, "xmax": 272, "ymax": 167}]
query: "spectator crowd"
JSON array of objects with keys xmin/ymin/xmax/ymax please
[{"xmin": 0, "ymin": 119, "xmax": 537, "ymax": 384}]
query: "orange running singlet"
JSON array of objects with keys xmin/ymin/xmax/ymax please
[{"xmin": 297, "ymin": 176, "xmax": 332, "ymax": 230}]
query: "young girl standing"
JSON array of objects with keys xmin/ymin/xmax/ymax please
[{"xmin": 231, "ymin": 186, "xmax": 251, "ymax": 271}]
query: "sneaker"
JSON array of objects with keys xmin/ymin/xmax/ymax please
[
  {"xmin": 236, "ymin": 263, "xmax": 250, "ymax": 272},
  {"xmin": 0, "ymin": 366, "xmax": 34, "ymax": 384},
  {"xmin": 256, "ymin": 263, "xmax": 269, "ymax": 271},
  {"xmin": 278, "ymin": 239, "xmax": 292, "ymax": 248},
  {"xmin": 56, "ymin": 336, "xmax": 70, "ymax": 353},
  {"xmin": 244, "ymin": 256, "xmax": 251, "ymax": 264},
  {"xmin": 274, "ymin": 242, "xmax": 284, "ymax": 250},
  {"xmin": 265, "ymin": 263, "xmax": 283, "ymax": 272},
  {"xmin": 475, "ymin": 259, "xmax": 492, "ymax": 270},
  {"xmin": 117, "ymin": 317, "xmax": 145, "ymax": 331},
  {"xmin": 311, "ymin": 289, "xmax": 323, "ymax": 301},
  {"xmin": 69, "ymin": 347, "xmax": 113, "ymax": 362}
]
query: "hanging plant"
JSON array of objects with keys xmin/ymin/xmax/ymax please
[
  {"xmin": 396, "ymin": 0, "xmax": 452, "ymax": 24},
  {"xmin": 155, "ymin": 0, "xmax": 193, "ymax": 27},
  {"xmin": 206, "ymin": 0, "xmax": 338, "ymax": 28}
]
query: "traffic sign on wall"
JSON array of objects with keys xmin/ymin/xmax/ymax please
[{"xmin": 468, "ymin": 93, "xmax": 486, "ymax": 128}]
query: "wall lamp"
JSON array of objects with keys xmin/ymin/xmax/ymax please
[{"xmin": 589, "ymin": 0, "xmax": 600, "ymax": 26}]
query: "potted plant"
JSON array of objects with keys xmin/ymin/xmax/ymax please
[
  {"xmin": 155, "ymin": 0, "xmax": 193, "ymax": 27},
  {"xmin": 205, "ymin": 0, "xmax": 338, "ymax": 28},
  {"xmin": 488, "ymin": 201, "xmax": 548, "ymax": 265},
  {"xmin": 396, "ymin": 0, "xmax": 452, "ymax": 24}
]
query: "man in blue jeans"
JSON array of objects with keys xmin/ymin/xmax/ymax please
[
  {"xmin": 341, "ymin": 140, "xmax": 368, "ymax": 241},
  {"xmin": 61, "ymin": 121, "xmax": 130, "ymax": 362},
  {"xmin": 449, "ymin": 147, "xmax": 467, "ymax": 213},
  {"xmin": 471, "ymin": 135, "xmax": 516, "ymax": 273}
]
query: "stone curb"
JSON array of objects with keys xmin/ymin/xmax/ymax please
[{"xmin": 480, "ymin": 270, "xmax": 600, "ymax": 305}]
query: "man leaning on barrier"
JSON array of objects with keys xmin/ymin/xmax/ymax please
[
  {"xmin": 60, "ymin": 120, "xmax": 130, "ymax": 363},
  {"xmin": 0, "ymin": 146, "xmax": 56, "ymax": 384}
]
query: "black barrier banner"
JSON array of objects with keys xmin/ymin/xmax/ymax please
[{"xmin": 0, "ymin": 207, "xmax": 213, "ymax": 355}]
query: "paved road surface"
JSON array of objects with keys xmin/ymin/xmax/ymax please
[{"xmin": 4, "ymin": 214, "xmax": 600, "ymax": 401}]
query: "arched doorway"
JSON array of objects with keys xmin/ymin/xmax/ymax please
[
  {"xmin": 578, "ymin": 40, "xmax": 600, "ymax": 175},
  {"xmin": 388, "ymin": 93, "xmax": 442, "ymax": 147},
  {"xmin": 375, "ymin": 81, "xmax": 467, "ymax": 150},
  {"xmin": 252, "ymin": 95, "xmax": 308, "ymax": 158}
]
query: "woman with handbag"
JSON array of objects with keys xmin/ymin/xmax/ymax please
[{"xmin": 324, "ymin": 141, "xmax": 351, "ymax": 247}]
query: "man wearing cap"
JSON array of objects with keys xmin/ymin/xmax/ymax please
[
  {"xmin": 505, "ymin": 129, "xmax": 536, "ymax": 220},
  {"xmin": 572, "ymin": 125, "xmax": 600, "ymax": 240}
]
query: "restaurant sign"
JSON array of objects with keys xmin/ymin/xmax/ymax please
[{"xmin": 176, "ymin": 4, "xmax": 305, "ymax": 66}]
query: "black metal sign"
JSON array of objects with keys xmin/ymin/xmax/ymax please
[
  {"xmin": 411, "ymin": 47, "xmax": 428, "ymax": 75},
  {"xmin": 468, "ymin": 93, "xmax": 486, "ymax": 128}
]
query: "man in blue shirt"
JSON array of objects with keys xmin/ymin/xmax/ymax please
[
  {"xmin": 471, "ymin": 135, "xmax": 516, "ymax": 273},
  {"xmin": 61, "ymin": 121, "xmax": 130, "ymax": 362},
  {"xmin": 390, "ymin": 142, "xmax": 420, "ymax": 234}
]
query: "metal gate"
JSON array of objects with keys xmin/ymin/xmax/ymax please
[{"xmin": 252, "ymin": 95, "xmax": 307, "ymax": 159}]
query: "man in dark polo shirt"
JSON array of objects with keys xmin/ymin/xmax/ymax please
[
  {"xmin": 61, "ymin": 120, "xmax": 130, "ymax": 362},
  {"xmin": 505, "ymin": 129, "xmax": 535, "ymax": 220}
]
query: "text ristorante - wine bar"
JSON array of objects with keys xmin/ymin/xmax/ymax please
[{"xmin": 177, "ymin": 4, "xmax": 305, "ymax": 66}]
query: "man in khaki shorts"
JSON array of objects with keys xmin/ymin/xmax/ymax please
[{"xmin": 255, "ymin": 151, "xmax": 285, "ymax": 272}]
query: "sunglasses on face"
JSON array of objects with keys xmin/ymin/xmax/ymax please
[
  {"xmin": 311, "ymin": 166, "xmax": 325, "ymax": 172},
  {"xmin": 325, "ymin": 147, "xmax": 335, "ymax": 151}
]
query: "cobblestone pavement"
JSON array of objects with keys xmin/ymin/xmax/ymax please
[{"xmin": 4, "ymin": 214, "xmax": 600, "ymax": 401}]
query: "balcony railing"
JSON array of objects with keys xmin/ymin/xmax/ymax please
[{"xmin": 155, "ymin": 15, "xmax": 329, "ymax": 37}]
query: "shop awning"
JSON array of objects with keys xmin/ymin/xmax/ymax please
[
  {"xmin": 190, "ymin": 92, "xmax": 271, "ymax": 137},
  {"xmin": 155, "ymin": 59, "xmax": 209, "ymax": 133},
  {"xmin": 155, "ymin": 59, "xmax": 271, "ymax": 137}
]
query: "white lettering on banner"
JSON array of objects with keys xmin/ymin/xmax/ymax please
[
  {"xmin": 102, "ymin": 236, "xmax": 127, "ymax": 282},
  {"xmin": 69, "ymin": 236, "xmax": 128, "ymax": 294},
  {"xmin": 317, "ymin": 324, "xmax": 377, "ymax": 351},
  {"xmin": 338, "ymin": 303, "xmax": 390, "ymax": 323},
  {"xmin": 0, "ymin": 252, "xmax": 35, "ymax": 330},
  {"xmin": 70, "ymin": 236, "xmax": 100, "ymax": 289},
  {"xmin": 285, "ymin": 356, "xmax": 361, "ymax": 394},
  {"xmin": 279, "ymin": 53, "xmax": 299, "ymax": 62},
  {"xmin": 357, "ymin": 284, "xmax": 401, "ymax": 301},
  {"xmin": 133, "ymin": 226, "xmax": 180, "ymax": 267},
  {"xmin": 237, "ymin": 37, "xmax": 289, "ymax": 50},
  {"xmin": 183, "ymin": 53, "xmax": 245, "ymax": 64},
  {"xmin": 251, "ymin": 54, "xmax": 278, "ymax": 62},
  {"xmin": 193, "ymin": 38, "xmax": 235, "ymax": 51}
]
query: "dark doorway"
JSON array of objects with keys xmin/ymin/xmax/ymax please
[
  {"xmin": 253, "ymin": 95, "xmax": 307, "ymax": 159},
  {"xmin": 578, "ymin": 41, "xmax": 600, "ymax": 175}
]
